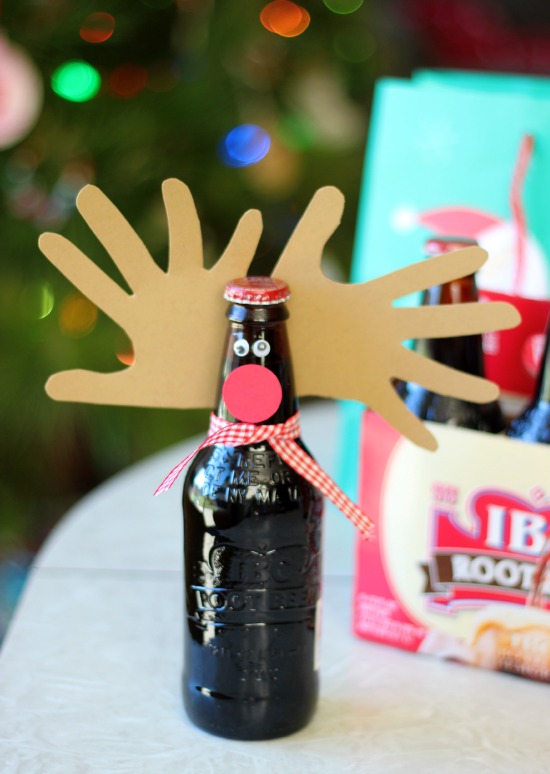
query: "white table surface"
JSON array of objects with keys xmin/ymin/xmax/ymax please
[{"xmin": 0, "ymin": 401, "xmax": 548, "ymax": 774}]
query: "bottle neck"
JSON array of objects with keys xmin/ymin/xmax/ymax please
[
  {"xmin": 215, "ymin": 302, "xmax": 298, "ymax": 425},
  {"xmin": 421, "ymin": 275, "xmax": 485, "ymax": 377}
]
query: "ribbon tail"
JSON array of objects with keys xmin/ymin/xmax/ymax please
[
  {"xmin": 154, "ymin": 427, "xmax": 229, "ymax": 495},
  {"xmin": 270, "ymin": 439, "xmax": 374, "ymax": 539},
  {"xmin": 154, "ymin": 452, "xmax": 197, "ymax": 496}
]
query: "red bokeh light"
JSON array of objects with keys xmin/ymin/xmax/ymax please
[
  {"xmin": 109, "ymin": 64, "xmax": 148, "ymax": 98},
  {"xmin": 80, "ymin": 12, "xmax": 115, "ymax": 44}
]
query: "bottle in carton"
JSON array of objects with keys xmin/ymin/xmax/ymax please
[
  {"xmin": 507, "ymin": 316, "xmax": 550, "ymax": 443},
  {"xmin": 399, "ymin": 236, "xmax": 504, "ymax": 433}
]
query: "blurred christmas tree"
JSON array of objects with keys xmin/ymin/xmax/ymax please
[
  {"xmin": 2, "ymin": 0, "xmax": 550, "ymax": 638},
  {"xmin": 0, "ymin": 0, "xmax": 413, "ymax": 565}
]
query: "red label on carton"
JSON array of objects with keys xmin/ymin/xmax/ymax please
[{"xmin": 479, "ymin": 290, "xmax": 550, "ymax": 399}]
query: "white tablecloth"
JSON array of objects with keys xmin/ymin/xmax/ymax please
[{"xmin": 0, "ymin": 402, "xmax": 548, "ymax": 773}]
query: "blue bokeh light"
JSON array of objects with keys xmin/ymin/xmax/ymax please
[{"xmin": 219, "ymin": 124, "xmax": 271, "ymax": 168}]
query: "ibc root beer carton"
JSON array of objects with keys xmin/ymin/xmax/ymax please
[
  {"xmin": 349, "ymin": 72, "xmax": 550, "ymax": 683},
  {"xmin": 354, "ymin": 411, "xmax": 550, "ymax": 682}
]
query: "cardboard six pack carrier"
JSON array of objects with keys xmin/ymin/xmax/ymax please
[
  {"xmin": 354, "ymin": 413, "xmax": 550, "ymax": 682},
  {"xmin": 351, "ymin": 71, "xmax": 550, "ymax": 683}
]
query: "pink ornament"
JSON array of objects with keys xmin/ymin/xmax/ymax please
[{"xmin": 0, "ymin": 32, "xmax": 43, "ymax": 149}]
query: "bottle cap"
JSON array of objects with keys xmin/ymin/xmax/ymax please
[
  {"xmin": 424, "ymin": 236, "xmax": 478, "ymax": 256},
  {"xmin": 224, "ymin": 276, "xmax": 291, "ymax": 305}
]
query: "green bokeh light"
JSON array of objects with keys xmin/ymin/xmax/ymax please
[
  {"xmin": 51, "ymin": 61, "xmax": 101, "ymax": 102},
  {"xmin": 323, "ymin": 0, "xmax": 364, "ymax": 14},
  {"xmin": 20, "ymin": 282, "xmax": 55, "ymax": 321}
]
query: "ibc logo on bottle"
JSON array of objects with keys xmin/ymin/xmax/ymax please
[{"xmin": 196, "ymin": 542, "xmax": 321, "ymax": 588}]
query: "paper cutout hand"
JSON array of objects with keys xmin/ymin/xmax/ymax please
[
  {"xmin": 40, "ymin": 180, "xmax": 520, "ymax": 450},
  {"xmin": 39, "ymin": 179, "xmax": 262, "ymax": 408},
  {"xmin": 272, "ymin": 187, "xmax": 520, "ymax": 450}
]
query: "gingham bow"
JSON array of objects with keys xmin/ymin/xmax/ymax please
[{"xmin": 155, "ymin": 411, "xmax": 373, "ymax": 538}]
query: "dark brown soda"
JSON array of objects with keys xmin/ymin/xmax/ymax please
[
  {"xmin": 182, "ymin": 297, "xmax": 323, "ymax": 740},
  {"xmin": 508, "ymin": 316, "xmax": 550, "ymax": 443},
  {"xmin": 399, "ymin": 237, "xmax": 504, "ymax": 432},
  {"xmin": 507, "ymin": 319, "xmax": 550, "ymax": 619}
]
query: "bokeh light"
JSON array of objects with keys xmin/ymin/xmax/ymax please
[
  {"xmin": 3, "ymin": 147, "xmax": 40, "ymax": 186},
  {"xmin": 260, "ymin": 1, "xmax": 310, "ymax": 38},
  {"xmin": 219, "ymin": 124, "xmax": 271, "ymax": 167},
  {"xmin": 109, "ymin": 64, "xmax": 148, "ymax": 98},
  {"xmin": 4, "ymin": 151, "xmax": 94, "ymax": 228},
  {"xmin": 55, "ymin": 159, "xmax": 95, "ymax": 204},
  {"xmin": 0, "ymin": 35, "xmax": 43, "ymax": 149},
  {"xmin": 51, "ymin": 61, "xmax": 101, "ymax": 102},
  {"xmin": 116, "ymin": 350, "xmax": 135, "ymax": 367},
  {"xmin": 20, "ymin": 282, "xmax": 55, "ymax": 321},
  {"xmin": 323, "ymin": 0, "xmax": 364, "ymax": 13},
  {"xmin": 115, "ymin": 336, "xmax": 135, "ymax": 367},
  {"xmin": 80, "ymin": 13, "xmax": 115, "ymax": 44},
  {"xmin": 59, "ymin": 293, "xmax": 98, "ymax": 337}
]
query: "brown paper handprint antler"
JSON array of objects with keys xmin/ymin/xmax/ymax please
[
  {"xmin": 39, "ymin": 179, "xmax": 520, "ymax": 450},
  {"xmin": 39, "ymin": 179, "xmax": 262, "ymax": 409},
  {"xmin": 272, "ymin": 187, "xmax": 520, "ymax": 449}
]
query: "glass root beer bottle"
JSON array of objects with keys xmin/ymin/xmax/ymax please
[
  {"xmin": 507, "ymin": 316, "xmax": 550, "ymax": 443},
  {"xmin": 182, "ymin": 277, "xmax": 323, "ymax": 741},
  {"xmin": 507, "ymin": 319, "xmax": 550, "ymax": 618},
  {"xmin": 399, "ymin": 236, "xmax": 505, "ymax": 432}
]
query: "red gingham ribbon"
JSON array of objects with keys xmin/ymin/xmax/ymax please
[{"xmin": 155, "ymin": 411, "xmax": 373, "ymax": 538}]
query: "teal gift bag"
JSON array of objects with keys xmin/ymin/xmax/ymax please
[
  {"xmin": 353, "ymin": 69, "xmax": 550, "ymax": 291},
  {"xmin": 340, "ymin": 70, "xmax": 550, "ymax": 499}
]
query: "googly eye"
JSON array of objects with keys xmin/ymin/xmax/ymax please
[
  {"xmin": 233, "ymin": 338, "xmax": 250, "ymax": 357},
  {"xmin": 252, "ymin": 339, "xmax": 271, "ymax": 358}
]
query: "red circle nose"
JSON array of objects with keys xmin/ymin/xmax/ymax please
[{"xmin": 222, "ymin": 364, "xmax": 282, "ymax": 423}]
